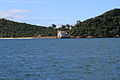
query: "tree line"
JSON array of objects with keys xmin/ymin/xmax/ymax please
[
  {"xmin": 0, "ymin": 19, "xmax": 57, "ymax": 37},
  {"xmin": 59, "ymin": 9, "xmax": 120, "ymax": 37},
  {"xmin": 0, "ymin": 9, "xmax": 120, "ymax": 38}
]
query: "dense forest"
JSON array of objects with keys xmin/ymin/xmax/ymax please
[
  {"xmin": 68, "ymin": 9, "xmax": 120, "ymax": 37},
  {"xmin": 0, "ymin": 9, "xmax": 120, "ymax": 38},
  {"xmin": 0, "ymin": 19, "xmax": 57, "ymax": 37}
]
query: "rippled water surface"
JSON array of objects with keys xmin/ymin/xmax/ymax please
[{"xmin": 0, "ymin": 38, "xmax": 120, "ymax": 80}]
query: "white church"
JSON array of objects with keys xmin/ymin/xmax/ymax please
[{"xmin": 57, "ymin": 31, "xmax": 69, "ymax": 38}]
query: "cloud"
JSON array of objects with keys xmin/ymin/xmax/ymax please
[
  {"xmin": 8, "ymin": 9, "xmax": 29, "ymax": 13},
  {"xmin": 0, "ymin": 0, "xmax": 48, "ymax": 4},
  {"xmin": 4, "ymin": 15, "xmax": 26, "ymax": 19},
  {"xmin": 0, "ymin": 9, "xmax": 29, "ymax": 19}
]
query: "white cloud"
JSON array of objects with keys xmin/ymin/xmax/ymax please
[
  {"xmin": 0, "ymin": 9, "xmax": 29, "ymax": 19},
  {"xmin": 4, "ymin": 15, "xmax": 26, "ymax": 19},
  {"xmin": 8, "ymin": 9, "xmax": 29, "ymax": 13}
]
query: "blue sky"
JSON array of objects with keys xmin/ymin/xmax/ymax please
[{"xmin": 0, "ymin": 0, "xmax": 120, "ymax": 27}]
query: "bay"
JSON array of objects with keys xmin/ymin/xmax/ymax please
[{"xmin": 0, "ymin": 38, "xmax": 120, "ymax": 80}]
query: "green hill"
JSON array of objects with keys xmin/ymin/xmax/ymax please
[
  {"xmin": 0, "ymin": 19, "xmax": 57, "ymax": 38},
  {"xmin": 69, "ymin": 9, "xmax": 120, "ymax": 37},
  {"xmin": 0, "ymin": 9, "xmax": 120, "ymax": 38},
  {"xmin": 99, "ymin": 9, "xmax": 120, "ymax": 17}
]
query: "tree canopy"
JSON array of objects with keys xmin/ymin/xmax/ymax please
[
  {"xmin": 0, "ymin": 19, "xmax": 57, "ymax": 37},
  {"xmin": 68, "ymin": 9, "xmax": 120, "ymax": 37},
  {"xmin": 0, "ymin": 9, "xmax": 120, "ymax": 38}
]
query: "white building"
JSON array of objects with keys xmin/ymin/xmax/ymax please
[{"xmin": 57, "ymin": 31, "xmax": 69, "ymax": 38}]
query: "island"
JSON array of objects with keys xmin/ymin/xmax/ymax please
[{"xmin": 0, "ymin": 9, "xmax": 120, "ymax": 39}]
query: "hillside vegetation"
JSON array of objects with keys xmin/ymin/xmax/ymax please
[
  {"xmin": 0, "ymin": 19, "xmax": 57, "ymax": 37},
  {"xmin": 69, "ymin": 9, "xmax": 120, "ymax": 37},
  {"xmin": 0, "ymin": 9, "xmax": 120, "ymax": 38}
]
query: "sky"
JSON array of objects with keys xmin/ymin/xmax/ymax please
[{"xmin": 0, "ymin": 0, "xmax": 120, "ymax": 27}]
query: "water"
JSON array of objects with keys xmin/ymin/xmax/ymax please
[{"xmin": 0, "ymin": 38, "xmax": 120, "ymax": 80}]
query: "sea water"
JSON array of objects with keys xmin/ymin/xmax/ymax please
[{"xmin": 0, "ymin": 38, "xmax": 120, "ymax": 80}]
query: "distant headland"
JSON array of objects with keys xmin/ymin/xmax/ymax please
[{"xmin": 0, "ymin": 9, "xmax": 120, "ymax": 38}]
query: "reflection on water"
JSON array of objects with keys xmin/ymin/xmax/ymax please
[{"xmin": 0, "ymin": 38, "xmax": 120, "ymax": 80}]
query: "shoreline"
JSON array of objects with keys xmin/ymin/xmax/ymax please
[
  {"xmin": 0, "ymin": 37, "xmax": 33, "ymax": 39},
  {"xmin": 0, "ymin": 36, "xmax": 119, "ymax": 39}
]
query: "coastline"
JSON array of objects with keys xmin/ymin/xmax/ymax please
[
  {"xmin": 0, "ymin": 35, "xmax": 119, "ymax": 39},
  {"xmin": 0, "ymin": 36, "xmax": 107, "ymax": 39},
  {"xmin": 0, "ymin": 37, "xmax": 33, "ymax": 39},
  {"xmin": 0, "ymin": 37, "xmax": 57, "ymax": 39}
]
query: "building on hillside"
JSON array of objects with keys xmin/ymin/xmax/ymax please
[{"xmin": 57, "ymin": 31, "xmax": 69, "ymax": 38}]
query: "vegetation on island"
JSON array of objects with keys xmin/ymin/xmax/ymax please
[
  {"xmin": 0, "ymin": 19, "xmax": 57, "ymax": 37},
  {"xmin": 0, "ymin": 9, "xmax": 120, "ymax": 38},
  {"xmin": 68, "ymin": 9, "xmax": 120, "ymax": 37}
]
